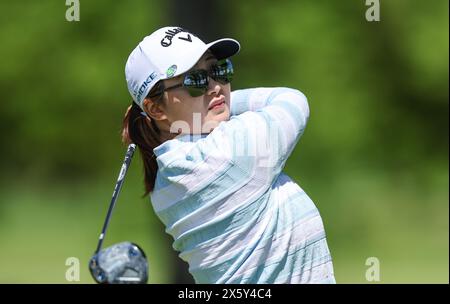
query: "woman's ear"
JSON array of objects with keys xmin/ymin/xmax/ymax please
[{"xmin": 143, "ymin": 98, "xmax": 168, "ymax": 121}]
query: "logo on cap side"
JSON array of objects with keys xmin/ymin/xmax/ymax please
[
  {"xmin": 166, "ymin": 65, "xmax": 177, "ymax": 78},
  {"xmin": 135, "ymin": 72, "xmax": 158, "ymax": 102}
]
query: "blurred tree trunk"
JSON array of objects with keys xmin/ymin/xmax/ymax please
[
  {"xmin": 162, "ymin": 0, "xmax": 231, "ymax": 284},
  {"xmin": 168, "ymin": 0, "xmax": 228, "ymax": 41}
]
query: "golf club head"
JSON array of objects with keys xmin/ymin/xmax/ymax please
[{"xmin": 89, "ymin": 241, "xmax": 148, "ymax": 284}]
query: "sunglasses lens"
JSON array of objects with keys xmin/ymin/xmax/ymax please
[
  {"xmin": 212, "ymin": 59, "xmax": 233, "ymax": 84},
  {"xmin": 184, "ymin": 70, "xmax": 208, "ymax": 97},
  {"xmin": 180, "ymin": 59, "xmax": 234, "ymax": 97},
  {"xmin": 186, "ymin": 87, "xmax": 207, "ymax": 97}
]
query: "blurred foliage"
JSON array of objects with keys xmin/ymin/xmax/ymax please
[{"xmin": 0, "ymin": 0, "xmax": 448, "ymax": 283}]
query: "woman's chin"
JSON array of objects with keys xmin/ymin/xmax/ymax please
[{"xmin": 208, "ymin": 106, "xmax": 229, "ymax": 121}]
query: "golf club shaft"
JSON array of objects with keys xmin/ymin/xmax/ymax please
[{"xmin": 95, "ymin": 143, "xmax": 137, "ymax": 254}]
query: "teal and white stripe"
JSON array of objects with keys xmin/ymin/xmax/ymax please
[{"xmin": 151, "ymin": 87, "xmax": 335, "ymax": 283}]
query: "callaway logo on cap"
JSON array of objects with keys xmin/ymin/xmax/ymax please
[{"xmin": 125, "ymin": 26, "xmax": 241, "ymax": 110}]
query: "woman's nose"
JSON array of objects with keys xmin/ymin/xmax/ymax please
[{"xmin": 207, "ymin": 78, "xmax": 221, "ymax": 96}]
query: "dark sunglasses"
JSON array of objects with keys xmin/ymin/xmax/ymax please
[{"xmin": 149, "ymin": 58, "xmax": 234, "ymax": 98}]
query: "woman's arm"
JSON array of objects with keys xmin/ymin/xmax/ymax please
[
  {"xmin": 230, "ymin": 87, "xmax": 308, "ymax": 116},
  {"xmin": 224, "ymin": 87, "xmax": 310, "ymax": 185},
  {"xmin": 230, "ymin": 88, "xmax": 265, "ymax": 116}
]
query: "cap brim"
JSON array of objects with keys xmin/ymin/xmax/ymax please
[
  {"xmin": 162, "ymin": 38, "xmax": 240, "ymax": 80},
  {"xmin": 206, "ymin": 38, "xmax": 241, "ymax": 60}
]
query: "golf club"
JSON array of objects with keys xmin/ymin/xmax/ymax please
[{"xmin": 89, "ymin": 143, "xmax": 149, "ymax": 284}]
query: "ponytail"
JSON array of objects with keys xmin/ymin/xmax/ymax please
[{"xmin": 121, "ymin": 82, "xmax": 165, "ymax": 196}]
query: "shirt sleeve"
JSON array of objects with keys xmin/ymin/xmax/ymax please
[
  {"xmin": 210, "ymin": 87, "xmax": 310, "ymax": 186},
  {"xmin": 230, "ymin": 88, "xmax": 275, "ymax": 116}
]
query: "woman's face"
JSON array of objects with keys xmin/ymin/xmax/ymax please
[{"xmin": 144, "ymin": 52, "xmax": 231, "ymax": 135}]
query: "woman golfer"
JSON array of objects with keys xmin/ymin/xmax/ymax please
[{"xmin": 122, "ymin": 26, "xmax": 335, "ymax": 283}]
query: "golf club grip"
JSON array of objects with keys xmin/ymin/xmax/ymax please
[{"xmin": 95, "ymin": 143, "xmax": 137, "ymax": 254}]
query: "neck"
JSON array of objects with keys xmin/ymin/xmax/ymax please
[{"xmin": 159, "ymin": 129, "xmax": 178, "ymax": 142}]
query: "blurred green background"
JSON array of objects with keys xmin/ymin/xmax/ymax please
[{"xmin": 0, "ymin": 0, "xmax": 448, "ymax": 283}]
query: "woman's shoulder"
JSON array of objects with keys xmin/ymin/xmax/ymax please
[{"xmin": 154, "ymin": 132, "xmax": 233, "ymax": 177}]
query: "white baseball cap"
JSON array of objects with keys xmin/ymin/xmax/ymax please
[{"xmin": 125, "ymin": 26, "xmax": 241, "ymax": 110}]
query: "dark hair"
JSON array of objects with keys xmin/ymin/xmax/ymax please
[{"xmin": 121, "ymin": 82, "xmax": 166, "ymax": 197}]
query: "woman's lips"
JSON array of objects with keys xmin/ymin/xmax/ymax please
[
  {"xmin": 208, "ymin": 97, "xmax": 226, "ymax": 110},
  {"xmin": 209, "ymin": 101, "xmax": 225, "ymax": 110}
]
